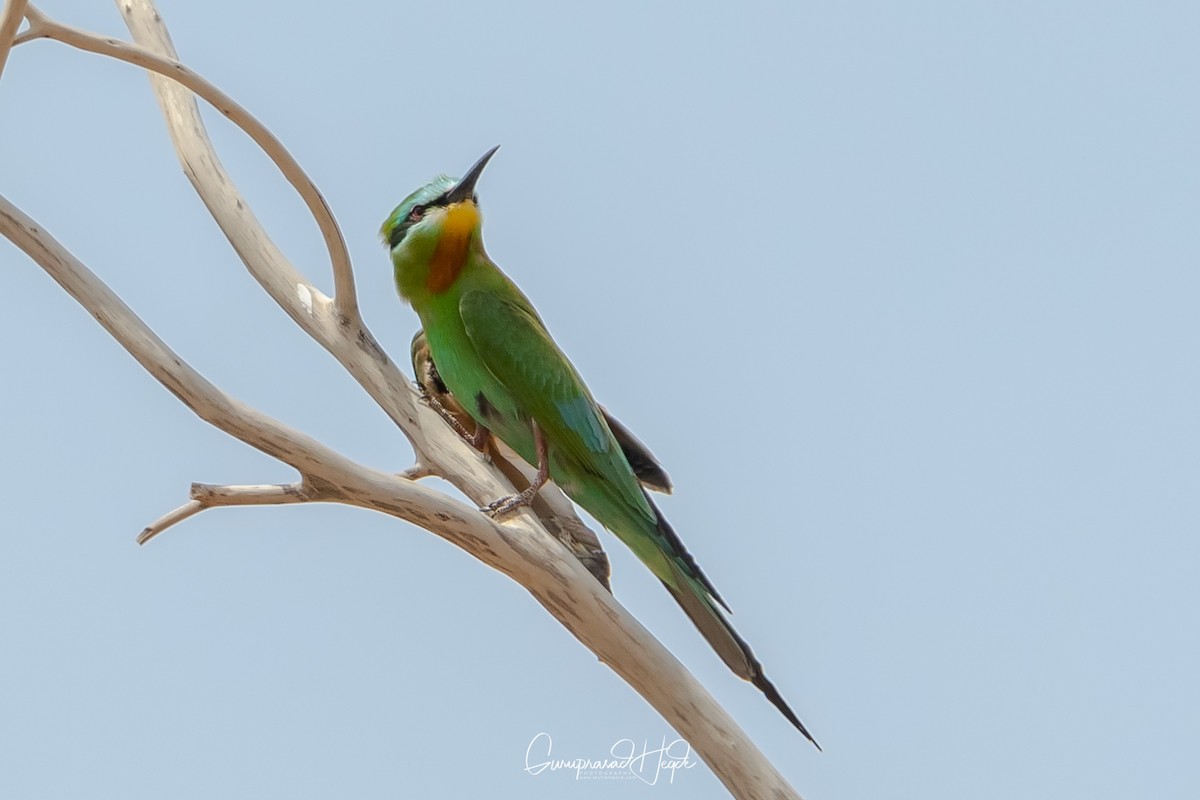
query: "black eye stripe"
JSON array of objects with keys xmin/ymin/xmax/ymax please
[{"xmin": 389, "ymin": 186, "xmax": 477, "ymax": 249}]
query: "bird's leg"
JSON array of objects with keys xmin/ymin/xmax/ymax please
[
  {"xmin": 483, "ymin": 421, "xmax": 549, "ymax": 518},
  {"xmin": 421, "ymin": 392, "xmax": 472, "ymax": 439},
  {"xmin": 420, "ymin": 391, "xmax": 492, "ymax": 456}
]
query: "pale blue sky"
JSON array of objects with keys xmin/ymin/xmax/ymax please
[{"xmin": 3, "ymin": 1, "xmax": 1198, "ymax": 797}]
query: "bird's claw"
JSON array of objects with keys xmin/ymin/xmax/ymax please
[{"xmin": 482, "ymin": 491, "xmax": 533, "ymax": 519}]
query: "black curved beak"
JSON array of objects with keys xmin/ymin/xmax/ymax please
[{"xmin": 444, "ymin": 145, "xmax": 500, "ymax": 205}]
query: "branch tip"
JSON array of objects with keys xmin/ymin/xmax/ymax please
[
  {"xmin": 137, "ymin": 499, "xmax": 203, "ymax": 545},
  {"xmin": 400, "ymin": 463, "xmax": 434, "ymax": 481}
]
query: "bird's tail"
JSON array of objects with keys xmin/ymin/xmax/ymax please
[{"xmin": 650, "ymin": 500, "xmax": 822, "ymax": 750}]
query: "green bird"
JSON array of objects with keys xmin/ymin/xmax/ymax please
[{"xmin": 383, "ymin": 147, "xmax": 818, "ymax": 748}]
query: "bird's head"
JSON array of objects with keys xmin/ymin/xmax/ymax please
[{"xmin": 381, "ymin": 146, "xmax": 499, "ymax": 298}]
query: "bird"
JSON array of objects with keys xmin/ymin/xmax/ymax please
[{"xmin": 382, "ymin": 146, "xmax": 819, "ymax": 748}]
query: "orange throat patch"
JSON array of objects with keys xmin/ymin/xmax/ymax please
[{"xmin": 426, "ymin": 202, "xmax": 479, "ymax": 293}]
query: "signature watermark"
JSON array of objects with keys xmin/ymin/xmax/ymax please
[{"xmin": 524, "ymin": 731, "xmax": 698, "ymax": 784}]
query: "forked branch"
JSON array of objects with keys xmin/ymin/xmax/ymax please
[{"xmin": 0, "ymin": 3, "xmax": 804, "ymax": 798}]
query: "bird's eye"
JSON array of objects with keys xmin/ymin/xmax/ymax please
[{"xmin": 409, "ymin": 204, "xmax": 426, "ymax": 222}]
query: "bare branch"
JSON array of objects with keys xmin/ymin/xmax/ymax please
[
  {"xmin": 137, "ymin": 482, "xmax": 312, "ymax": 545},
  {"xmin": 0, "ymin": 2, "xmax": 808, "ymax": 796},
  {"xmin": 138, "ymin": 500, "xmax": 204, "ymax": 545},
  {"xmin": 16, "ymin": 3, "xmax": 358, "ymax": 319},
  {"xmin": 0, "ymin": 0, "xmax": 28, "ymax": 78},
  {"xmin": 189, "ymin": 481, "xmax": 310, "ymax": 504},
  {"xmin": 399, "ymin": 463, "xmax": 435, "ymax": 481}
]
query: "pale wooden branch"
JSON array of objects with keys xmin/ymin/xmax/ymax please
[
  {"xmin": 138, "ymin": 482, "xmax": 312, "ymax": 544},
  {"xmin": 139, "ymin": 500, "xmax": 204, "ymax": 544},
  {"xmin": 16, "ymin": 3, "xmax": 358, "ymax": 320},
  {"xmin": 0, "ymin": 3, "xmax": 806, "ymax": 797},
  {"xmin": 398, "ymin": 463, "xmax": 435, "ymax": 481},
  {"xmin": 0, "ymin": 0, "xmax": 28, "ymax": 78}
]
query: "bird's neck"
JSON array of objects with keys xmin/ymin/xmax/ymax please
[{"xmin": 396, "ymin": 246, "xmax": 497, "ymax": 309}]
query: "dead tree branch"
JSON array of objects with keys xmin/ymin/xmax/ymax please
[{"xmin": 0, "ymin": 3, "xmax": 804, "ymax": 797}]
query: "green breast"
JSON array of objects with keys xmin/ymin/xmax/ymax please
[{"xmin": 420, "ymin": 291, "xmax": 538, "ymax": 467}]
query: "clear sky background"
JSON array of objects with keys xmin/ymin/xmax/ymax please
[{"xmin": 2, "ymin": 1, "xmax": 1197, "ymax": 798}]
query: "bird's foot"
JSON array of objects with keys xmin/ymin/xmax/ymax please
[
  {"xmin": 483, "ymin": 422, "xmax": 549, "ymax": 519},
  {"xmin": 482, "ymin": 487, "xmax": 537, "ymax": 519}
]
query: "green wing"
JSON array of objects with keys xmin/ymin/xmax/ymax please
[{"xmin": 458, "ymin": 289, "xmax": 652, "ymax": 519}]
